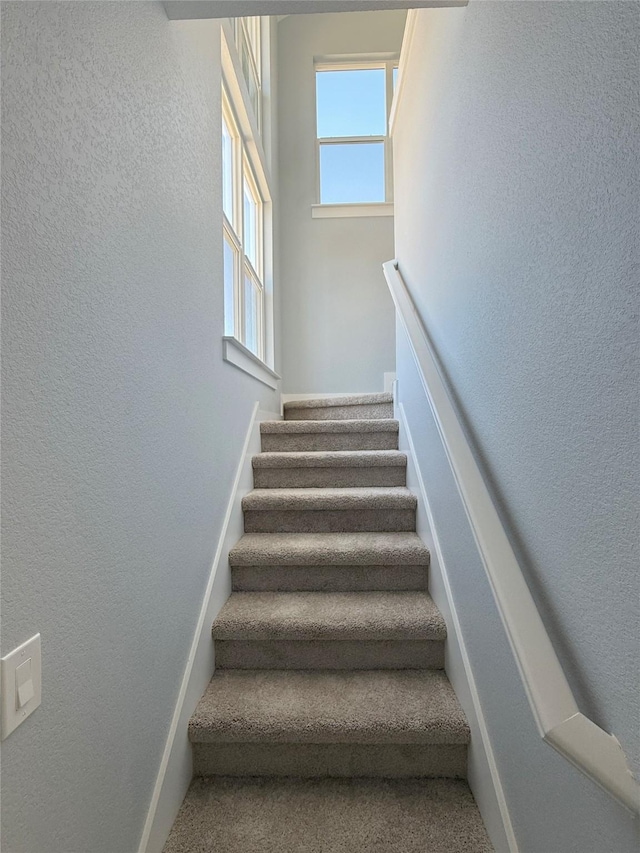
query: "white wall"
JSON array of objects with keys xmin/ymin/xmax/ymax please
[
  {"xmin": 1, "ymin": 4, "xmax": 279, "ymax": 852},
  {"xmin": 277, "ymin": 11, "xmax": 403, "ymax": 394},
  {"xmin": 393, "ymin": 5, "xmax": 639, "ymax": 852}
]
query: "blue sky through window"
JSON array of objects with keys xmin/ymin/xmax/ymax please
[
  {"xmin": 320, "ymin": 143, "xmax": 385, "ymax": 204},
  {"xmin": 317, "ymin": 68, "xmax": 387, "ymax": 203},
  {"xmin": 316, "ymin": 69, "xmax": 386, "ymax": 138}
]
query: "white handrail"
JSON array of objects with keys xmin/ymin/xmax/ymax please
[{"xmin": 383, "ymin": 259, "xmax": 640, "ymax": 815}]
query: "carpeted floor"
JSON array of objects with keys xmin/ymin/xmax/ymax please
[
  {"xmin": 163, "ymin": 394, "xmax": 493, "ymax": 851},
  {"xmin": 163, "ymin": 776, "xmax": 493, "ymax": 853}
]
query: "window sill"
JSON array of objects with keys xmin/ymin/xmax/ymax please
[
  {"xmin": 311, "ymin": 203, "xmax": 394, "ymax": 219},
  {"xmin": 223, "ymin": 337, "xmax": 280, "ymax": 390}
]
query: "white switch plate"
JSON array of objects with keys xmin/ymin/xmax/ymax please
[{"xmin": 1, "ymin": 634, "xmax": 41, "ymax": 740}]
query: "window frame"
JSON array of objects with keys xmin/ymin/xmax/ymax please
[
  {"xmin": 236, "ymin": 16, "xmax": 262, "ymax": 134},
  {"xmin": 222, "ymin": 89, "xmax": 266, "ymax": 361},
  {"xmin": 221, "ymin": 18, "xmax": 276, "ymax": 372},
  {"xmin": 313, "ymin": 55, "xmax": 398, "ymax": 217},
  {"xmin": 222, "ymin": 99, "xmax": 242, "ymax": 340},
  {"xmin": 241, "ymin": 157, "xmax": 264, "ymax": 355}
]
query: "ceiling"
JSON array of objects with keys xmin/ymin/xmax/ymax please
[{"xmin": 164, "ymin": 1, "xmax": 466, "ymax": 21}]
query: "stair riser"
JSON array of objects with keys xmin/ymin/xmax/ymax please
[
  {"xmin": 215, "ymin": 639, "xmax": 444, "ymax": 670},
  {"xmin": 285, "ymin": 403, "xmax": 394, "ymax": 421},
  {"xmin": 231, "ymin": 565, "xmax": 429, "ymax": 592},
  {"xmin": 261, "ymin": 433, "xmax": 398, "ymax": 452},
  {"xmin": 243, "ymin": 508, "xmax": 415, "ymax": 534},
  {"xmin": 193, "ymin": 743, "xmax": 467, "ymax": 778},
  {"xmin": 253, "ymin": 467, "xmax": 406, "ymax": 489}
]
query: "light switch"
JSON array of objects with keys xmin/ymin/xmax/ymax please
[
  {"xmin": 1, "ymin": 634, "xmax": 41, "ymax": 740},
  {"xmin": 16, "ymin": 658, "xmax": 35, "ymax": 708}
]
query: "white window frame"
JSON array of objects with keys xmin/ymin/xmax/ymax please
[
  {"xmin": 221, "ymin": 19, "xmax": 277, "ymax": 376},
  {"xmin": 234, "ymin": 16, "xmax": 262, "ymax": 134},
  {"xmin": 223, "ymin": 89, "xmax": 266, "ymax": 360},
  {"xmin": 241, "ymin": 158, "xmax": 265, "ymax": 355},
  {"xmin": 313, "ymin": 54, "xmax": 398, "ymax": 219}
]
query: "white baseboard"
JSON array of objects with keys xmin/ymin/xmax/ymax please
[
  {"xmin": 397, "ymin": 401, "xmax": 518, "ymax": 853},
  {"xmin": 138, "ymin": 403, "xmax": 281, "ymax": 853}
]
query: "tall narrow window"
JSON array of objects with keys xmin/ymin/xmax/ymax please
[
  {"xmin": 222, "ymin": 94, "xmax": 266, "ymax": 359},
  {"xmin": 223, "ymin": 234, "xmax": 237, "ymax": 337},
  {"xmin": 222, "ymin": 116, "xmax": 234, "ymax": 221},
  {"xmin": 237, "ymin": 17, "xmax": 262, "ymax": 132},
  {"xmin": 221, "ymin": 18, "xmax": 273, "ymax": 370},
  {"xmin": 243, "ymin": 175, "xmax": 258, "ymax": 270},
  {"xmin": 315, "ymin": 59, "xmax": 397, "ymax": 206},
  {"xmin": 241, "ymin": 163, "xmax": 263, "ymax": 356}
]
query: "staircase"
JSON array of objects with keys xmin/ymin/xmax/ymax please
[{"xmin": 164, "ymin": 393, "xmax": 492, "ymax": 852}]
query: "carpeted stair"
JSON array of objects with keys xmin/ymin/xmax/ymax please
[{"xmin": 164, "ymin": 393, "xmax": 492, "ymax": 852}]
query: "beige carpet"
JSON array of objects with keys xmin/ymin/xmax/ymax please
[
  {"xmin": 163, "ymin": 776, "xmax": 493, "ymax": 853},
  {"xmin": 283, "ymin": 392, "xmax": 394, "ymax": 421},
  {"xmin": 163, "ymin": 393, "xmax": 492, "ymax": 851},
  {"xmin": 260, "ymin": 418, "xmax": 399, "ymax": 451}
]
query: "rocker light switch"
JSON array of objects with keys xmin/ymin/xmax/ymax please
[
  {"xmin": 16, "ymin": 658, "xmax": 35, "ymax": 708},
  {"xmin": 1, "ymin": 634, "xmax": 41, "ymax": 740}
]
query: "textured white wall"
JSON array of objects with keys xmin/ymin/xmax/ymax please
[
  {"xmin": 1, "ymin": 4, "xmax": 278, "ymax": 852},
  {"xmin": 277, "ymin": 11, "xmax": 404, "ymax": 394},
  {"xmin": 394, "ymin": 4, "xmax": 639, "ymax": 851}
]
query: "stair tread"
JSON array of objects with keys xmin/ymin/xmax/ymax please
[
  {"xmin": 189, "ymin": 669, "xmax": 469, "ymax": 744},
  {"xmin": 213, "ymin": 591, "xmax": 446, "ymax": 641},
  {"xmin": 242, "ymin": 487, "xmax": 416, "ymax": 512},
  {"xmin": 229, "ymin": 532, "xmax": 430, "ymax": 566},
  {"xmin": 261, "ymin": 418, "xmax": 399, "ymax": 434},
  {"xmin": 163, "ymin": 776, "xmax": 493, "ymax": 853},
  {"xmin": 284, "ymin": 393, "xmax": 392, "ymax": 411},
  {"xmin": 253, "ymin": 450, "xmax": 406, "ymax": 468}
]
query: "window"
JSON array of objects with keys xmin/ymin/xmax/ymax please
[
  {"xmin": 222, "ymin": 93, "xmax": 265, "ymax": 359},
  {"xmin": 315, "ymin": 59, "xmax": 398, "ymax": 208},
  {"xmin": 236, "ymin": 17, "xmax": 262, "ymax": 132},
  {"xmin": 220, "ymin": 17, "xmax": 277, "ymax": 381}
]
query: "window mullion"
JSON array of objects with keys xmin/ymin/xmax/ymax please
[{"xmin": 318, "ymin": 135, "xmax": 386, "ymax": 145}]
